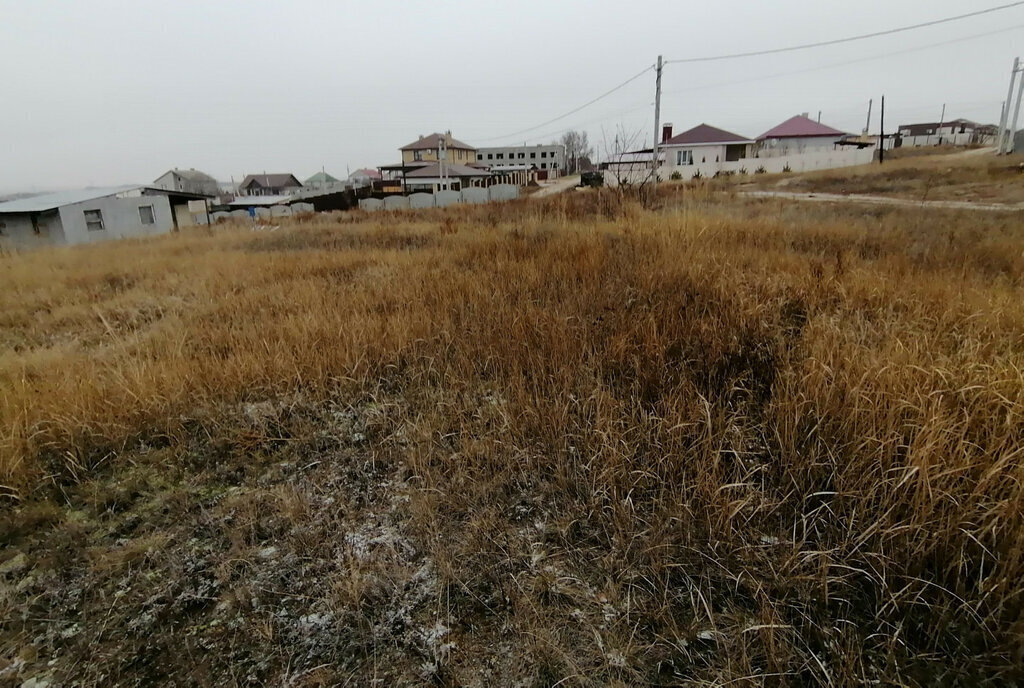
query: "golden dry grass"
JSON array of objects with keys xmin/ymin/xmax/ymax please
[
  {"xmin": 743, "ymin": 149, "xmax": 1024, "ymax": 204},
  {"xmin": 1, "ymin": 191, "xmax": 1023, "ymax": 685}
]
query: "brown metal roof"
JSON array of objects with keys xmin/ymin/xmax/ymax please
[
  {"xmin": 663, "ymin": 124, "xmax": 753, "ymax": 146},
  {"xmin": 400, "ymin": 132, "xmax": 476, "ymax": 151},
  {"xmin": 758, "ymin": 115, "xmax": 846, "ymax": 140}
]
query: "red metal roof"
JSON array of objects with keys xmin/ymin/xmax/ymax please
[
  {"xmin": 663, "ymin": 124, "xmax": 753, "ymax": 146},
  {"xmin": 758, "ymin": 115, "xmax": 846, "ymax": 140}
]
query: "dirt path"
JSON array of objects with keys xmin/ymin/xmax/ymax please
[
  {"xmin": 742, "ymin": 189, "xmax": 1024, "ymax": 212},
  {"xmin": 532, "ymin": 175, "xmax": 580, "ymax": 198}
]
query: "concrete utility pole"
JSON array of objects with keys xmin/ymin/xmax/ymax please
[
  {"xmin": 651, "ymin": 54, "xmax": 663, "ymax": 186},
  {"xmin": 864, "ymin": 99, "xmax": 873, "ymax": 135},
  {"xmin": 998, "ymin": 58, "xmax": 1019, "ymax": 154},
  {"xmin": 1010, "ymin": 70, "xmax": 1024, "ymax": 154},
  {"xmin": 879, "ymin": 95, "xmax": 886, "ymax": 164}
]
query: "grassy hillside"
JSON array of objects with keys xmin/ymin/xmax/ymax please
[
  {"xmin": 2, "ymin": 191, "xmax": 1023, "ymax": 685},
  {"xmin": 743, "ymin": 150, "xmax": 1024, "ymax": 204}
]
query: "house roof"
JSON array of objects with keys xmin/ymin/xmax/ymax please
[
  {"xmin": 304, "ymin": 171, "xmax": 340, "ymax": 185},
  {"xmin": 162, "ymin": 168, "xmax": 218, "ymax": 183},
  {"xmin": 758, "ymin": 115, "xmax": 846, "ymax": 140},
  {"xmin": 348, "ymin": 168, "xmax": 381, "ymax": 179},
  {"xmin": 404, "ymin": 163, "xmax": 491, "ymax": 178},
  {"xmin": 240, "ymin": 173, "xmax": 302, "ymax": 188},
  {"xmin": 400, "ymin": 133, "xmax": 475, "ymax": 151},
  {"xmin": 663, "ymin": 124, "xmax": 753, "ymax": 146},
  {"xmin": 0, "ymin": 185, "xmax": 142, "ymax": 213}
]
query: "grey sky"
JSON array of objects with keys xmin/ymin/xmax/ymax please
[{"xmin": 1, "ymin": 0, "xmax": 1021, "ymax": 192}]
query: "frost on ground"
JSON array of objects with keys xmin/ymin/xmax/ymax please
[{"xmin": 0, "ymin": 396, "xmax": 459, "ymax": 686}]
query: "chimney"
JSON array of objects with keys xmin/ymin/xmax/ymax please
[
  {"xmin": 661, "ymin": 122, "xmax": 673, "ymax": 143},
  {"xmin": 801, "ymin": 112, "xmax": 809, "ymax": 118}
]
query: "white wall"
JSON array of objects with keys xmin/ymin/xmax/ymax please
[
  {"xmin": 0, "ymin": 210, "xmax": 65, "ymax": 249},
  {"xmin": 755, "ymin": 136, "xmax": 842, "ymax": 157},
  {"xmin": 605, "ymin": 147, "xmax": 875, "ymax": 186},
  {"xmin": 58, "ymin": 194, "xmax": 175, "ymax": 245},
  {"xmin": 899, "ymin": 132, "xmax": 996, "ymax": 147}
]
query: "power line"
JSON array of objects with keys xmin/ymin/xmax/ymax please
[
  {"xmin": 665, "ymin": 1, "xmax": 1024, "ymax": 64},
  {"xmin": 662, "ymin": 24, "xmax": 1024, "ymax": 97},
  {"xmin": 475, "ymin": 64, "xmax": 653, "ymax": 143}
]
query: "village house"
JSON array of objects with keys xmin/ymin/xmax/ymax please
[
  {"xmin": 303, "ymin": 171, "xmax": 341, "ymax": 189},
  {"xmin": 660, "ymin": 123, "xmax": 754, "ymax": 168},
  {"xmin": 238, "ymin": 173, "xmax": 303, "ymax": 196},
  {"xmin": 755, "ymin": 114, "xmax": 847, "ymax": 157},
  {"xmin": 152, "ymin": 168, "xmax": 221, "ymax": 197},
  {"xmin": 401, "ymin": 133, "xmax": 477, "ymax": 165}
]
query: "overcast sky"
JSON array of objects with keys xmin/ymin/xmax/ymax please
[{"xmin": 1, "ymin": 0, "xmax": 1021, "ymax": 192}]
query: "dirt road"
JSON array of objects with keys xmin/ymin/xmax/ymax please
[
  {"xmin": 532, "ymin": 175, "xmax": 581, "ymax": 198},
  {"xmin": 742, "ymin": 189, "xmax": 1023, "ymax": 212}
]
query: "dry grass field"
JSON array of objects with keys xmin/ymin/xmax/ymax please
[
  {"xmin": 1, "ymin": 188, "xmax": 1023, "ymax": 686},
  {"xmin": 743, "ymin": 149, "xmax": 1024, "ymax": 205}
]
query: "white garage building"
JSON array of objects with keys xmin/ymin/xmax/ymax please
[{"xmin": 0, "ymin": 185, "xmax": 211, "ymax": 249}]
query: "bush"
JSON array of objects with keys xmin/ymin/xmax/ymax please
[
  {"xmin": 755, "ymin": 166, "xmax": 767, "ymax": 174},
  {"xmin": 670, "ymin": 171, "xmax": 682, "ymax": 181}
]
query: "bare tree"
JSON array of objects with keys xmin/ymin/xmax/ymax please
[
  {"xmin": 559, "ymin": 130, "xmax": 594, "ymax": 175},
  {"xmin": 600, "ymin": 125, "xmax": 657, "ymax": 195}
]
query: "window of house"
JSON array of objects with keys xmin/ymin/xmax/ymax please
[
  {"xmin": 676, "ymin": 150, "xmax": 693, "ymax": 165},
  {"xmin": 497, "ymin": 153, "xmax": 504, "ymax": 159},
  {"xmin": 84, "ymin": 209, "xmax": 104, "ymax": 231},
  {"xmin": 552, "ymin": 163, "xmax": 558, "ymax": 169},
  {"xmin": 139, "ymin": 205, "xmax": 155, "ymax": 225},
  {"xmin": 541, "ymin": 152, "xmax": 547, "ymax": 158},
  {"xmin": 518, "ymin": 152, "xmax": 525, "ymax": 159},
  {"xmin": 541, "ymin": 163, "xmax": 547, "ymax": 169},
  {"xmin": 530, "ymin": 152, "xmax": 536, "ymax": 159},
  {"xmin": 414, "ymin": 150, "xmax": 423, "ymax": 161},
  {"xmin": 488, "ymin": 153, "xmax": 493, "ymax": 159}
]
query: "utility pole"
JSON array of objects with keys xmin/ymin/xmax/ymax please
[
  {"xmin": 1010, "ymin": 69, "xmax": 1024, "ymax": 154},
  {"xmin": 651, "ymin": 54, "xmax": 663, "ymax": 186},
  {"xmin": 863, "ymin": 99, "xmax": 873, "ymax": 135},
  {"xmin": 879, "ymin": 95, "xmax": 886, "ymax": 164},
  {"xmin": 817, "ymin": 110, "xmax": 821, "ymax": 123},
  {"xmin": 998, "ymin": 58, "xmax": 1019, "ymax": 154},
  {"xmin": 937, "ymin": 103, "xmax": 946, "ymax": 145}
]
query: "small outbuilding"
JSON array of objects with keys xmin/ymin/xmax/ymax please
[{"xmin": 0, "ymin": 186, "xmax": 211, "ymax": 249}]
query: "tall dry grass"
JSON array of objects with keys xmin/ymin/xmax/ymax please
[{"xmin": 1, "ymin": 190, "xmax": 1023, "ymax": 683}]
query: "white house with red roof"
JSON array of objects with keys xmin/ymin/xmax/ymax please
[
  {"xmin": 756, "ymin": 114, "xmax": 847, "ymax": 157},
  {"xmin": 660, "ymin": 123, "xmax": 755, "ymax": 168}
]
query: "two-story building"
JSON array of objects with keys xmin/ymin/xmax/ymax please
[
  {"xmin": 475, "ymin": 144, "xmax": 565, "ymax": 177},
  {"xmin": 400, "ymin": 133, "xmax": 477, "ymax": 165},
  {"xmin": 153, "ymin": 169, "xmax": 221, "ymax": 197}
]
